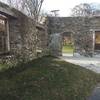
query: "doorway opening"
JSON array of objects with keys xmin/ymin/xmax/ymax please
[
  {"xmin": 95, "ymin": 31, "xmax": 100, "ymax": 51},
  {"xmin": 0, "ymin": 14, "xmax": 9, "ymax": 54},
  {"xmin": 62, "ymin": 32, "xmax": 74, "ymax": 56}
]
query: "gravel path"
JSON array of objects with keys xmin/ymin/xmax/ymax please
[
  {"xmin": 60, "ymin": 53, "xmax": 100, "ymax": 73},
  {"xmin": 60, "ymin": 53, "xmax": 100, "ymax": 100}
]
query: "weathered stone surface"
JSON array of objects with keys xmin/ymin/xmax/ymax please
[
  {"xmin": 2, "ymin": 1, "xmax": 100, "ymax": 61},
  {"xmin": 0, "ymin": 2, "xmax": 48, "ymax": 64},
  {"xmin": 47, "ymin": 17, "xmax": 100, "ymax": 57},
  {"xmin": 49, "ymin": 33, "xmax": 62, "ymax": 56}
]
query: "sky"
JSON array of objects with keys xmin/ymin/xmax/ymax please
[
  {"xmin": 1, "ymin": 0, "xmax": 100, "ymax": 17},
  {"xmin": 42, "ymin": 0, "xmax": 100, "ymax": 16}
]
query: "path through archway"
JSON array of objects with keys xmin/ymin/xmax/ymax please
[{"xmin": 62, "ymin": 32, "xmax": 74, "ymax": 57}]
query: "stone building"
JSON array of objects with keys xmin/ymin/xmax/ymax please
[
  {"xmin": 47, "ymin": 17, "xmax": 100, "ymax": 57},
  {"xmin": 0, "ymin": 2, "xmax": 48, "ymax": 62}
]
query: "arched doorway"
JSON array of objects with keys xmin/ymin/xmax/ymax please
[{"xmin": 62, "ymin": 32, "xmax": 74, "ymax": 56}]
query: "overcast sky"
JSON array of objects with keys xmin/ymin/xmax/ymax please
[
  {"xmin": 42, "ymin": 0, "xmax": 100, "ymax": 16},
  {"xmin": 1, "ymin": 0, "xmax": 100, "ymax": 17}
]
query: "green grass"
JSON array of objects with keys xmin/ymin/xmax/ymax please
[
  {"xmin": 0, "ymin": 63, "xmax": 8, "ymax": 71},
  {"xmin": 0, "ymin": 56, "xmax": 100, "ymax": 100},
  {"xmin": 62, "ymin": 44, "xmax": 73, "ymax": 53}
]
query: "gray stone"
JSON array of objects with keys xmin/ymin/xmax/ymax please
[
  {"xmin": 47, "ymin": 17, "xmax": 100, "ymax": 57},
  {"xmin": 0, "ymin": 2, "xmax": 48, "ymax": 64}
]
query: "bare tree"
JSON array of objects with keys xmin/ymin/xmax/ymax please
[
  {"xmin": 7, "ymin": 0, "xmax": 44, "ymax": 22},
  {"xmin": 71, "ymin": 3, "xmax": 100, "ymax": 17},
  {"xmin": 24, "ymin": 0, "xmax": 44, "ymax": 20},
  {"xmin": 7, "ymin": 0, "xmax": 22, "ymax": 9},
  {"xmin": 71, "ymin": 3, "xmax": 93, "ymax": 17}
]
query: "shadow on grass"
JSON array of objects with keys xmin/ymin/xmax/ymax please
[
  {"xmin": 0, "ymin": 56, "xmax": 54, "ymax": 79},
  {"xmin": 0, "ymin": 56, "xmax": 100, "ymax": 100}
]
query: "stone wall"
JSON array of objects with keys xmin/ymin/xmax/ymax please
[
  {"xmin": 6, "ymin": 10, "xmax": 35, "ymax": 62},
  {"xmin": 36, "ymin": 24, "xmax": 48, "ymax": 57},
  {"xmin": 0, "ymin": 3, "xmax": 48, "ymax": 63},
  {"xmin": 47, "ymin": 17, "xmax": 100, "ymax": 56},
  {"xmin": 8, "ymin": 10, "xmax": 48, "ymax": 62}
]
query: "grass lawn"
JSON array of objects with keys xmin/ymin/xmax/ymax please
[
  {"xmin": 62, "ymin": 44, "xmax": 73, "ymax": 53},
  {"xmin": 0, "ymin": 56, "xmax": 100, "ymax": 100}
]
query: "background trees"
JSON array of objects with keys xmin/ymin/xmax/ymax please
[
  {"xmin": 7, "ymin": 0, "xmax": 44, "ymax": 22},
  {"xmin": 71, "ymin": 3, "xmax": 100, "ymax": 17}
]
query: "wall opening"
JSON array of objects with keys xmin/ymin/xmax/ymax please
[
  {"xmin": 0, "ymin": 14, "xmax": 10, "ymax": 54},
  {"xmin": 95, "ymin": 31, "xmax": 100, "ymax": 51},
  {"xmin": 62, "ymin": 32, "xmax": 74, "ymax": 56}
]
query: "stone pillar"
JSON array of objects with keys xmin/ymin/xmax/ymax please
[{"xmin": 49, "ymin": 33, "xmax": 62, "ymax": 56}]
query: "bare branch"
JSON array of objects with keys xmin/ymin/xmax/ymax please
[{"xmin": 7, "ymin": 0, "xmax": 44, "ymax": 22}]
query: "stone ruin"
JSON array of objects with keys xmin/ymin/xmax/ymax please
[
  {"xmin": 1, "ymin": 1, "xmax": 100, "ymax": 65},
  {"xmin": 0, "ymin": 2, "xmax": 48, "ymax": 64},
  {"xmin": 47, "ymin": 17, "xmax": 100, "ymax": 57}
]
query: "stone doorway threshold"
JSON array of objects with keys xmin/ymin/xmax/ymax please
[{"xmin": 60, "ymin": 53, "xmax": 100, "ymax": 73}]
